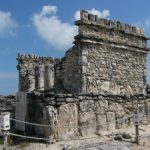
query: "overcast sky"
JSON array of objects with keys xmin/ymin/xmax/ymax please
[{"xmin": 0, "ymin": 0, "xmax": 150, "ymax": 95}]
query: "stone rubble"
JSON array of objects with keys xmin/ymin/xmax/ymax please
[{"xmin": 0, "ymin": 95, "xmax": 15, "ymax": 114}]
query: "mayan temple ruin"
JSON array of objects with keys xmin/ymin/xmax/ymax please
[
  {"xmin": 17, "ymin": 10, "xmax": 149, "ymax": 95},
  {"xmin": 15, "ymin": 10, "xmax": 150, "ymax": 141}
]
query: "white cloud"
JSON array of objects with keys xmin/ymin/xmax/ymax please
[
  {"xmin": 75, "ymin": 8, "xmax": 110, "ymax": 20},
  {"xmin": 32, "ymin": 5, "xmax": 77, "ymax": 50},
  {"xmin": 0, "ymin": 72, "xmax": 18, "ymax": 79},
  {"xmin": 41, "ymin": 5, "xmax": 57, "ymax": 16},
  {"xmin": 0, "ymin": 10, "xmax": 17, "ymax": 37}
]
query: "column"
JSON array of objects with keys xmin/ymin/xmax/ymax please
[
  {"xmin": 44, "ymin": 64, "xmax": 54, "ymax": 90},
  {"xmin": 35, "ymin": 65, "xmax": 44, "ymax": 91}
]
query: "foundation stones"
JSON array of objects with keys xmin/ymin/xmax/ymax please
[
  {"xmin": 57, "ymin": 103, "xmax": 78, "ymax": 140},
  {"xmin": 79, "ymin": 100, "xmax": 94, "ymax": 112},
  {"xmin": 79, "ymin": 111, "xmax": 96, "ymax": 136},
  {"xmin": 106, "ymin": 112, "xmax": 116, "ymax": 131},
  {"xmin": 43, "ymin": 106, "xmax": 57, "ymax": 140},
  {"xmin": 24, "ymin": 92, "xmax": 150, "ymax": 140},
  {"xmin": 96, "ymin": 114, "xmax": 107, "ymax": 135}
]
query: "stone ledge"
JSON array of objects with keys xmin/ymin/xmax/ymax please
[
  {"xmin": 27, "ymin": 91, "xmax": 150, "ymax": 106},
  {"xmin": 74, "ymin": 34, "xmax": 148, "ymax": 53}
]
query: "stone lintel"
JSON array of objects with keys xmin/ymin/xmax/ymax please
[{"xmin": 74, "ymin": 35, "xmax": 148, "ymax": 54}]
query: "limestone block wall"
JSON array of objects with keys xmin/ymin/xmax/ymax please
[
  {"xmin": 17, "ymin": 54, "xmax": 60, "ymax": 92},
  {"xmin": 53, "ymin": 10, "xmax": 149, "ymax": 95},
  {"xmin": 26, "ymin": 92, "xmax": 150, "ymax": 140},
  {"xmin": 55, "ymin": 47, "xmax": 83, "ymax": 93},
  {"xmin": 79, "ymin": 43, "xmax": 147, "ymax": 95},
  {"xmin": 73, "ymin": 10, "xmax": 149, "ymax": 95}
]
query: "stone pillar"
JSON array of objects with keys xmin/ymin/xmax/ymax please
[
  {"xmin": 44, "ymin": 64, "xmax": 54, "ymax": 90},
  {"xmin": 107, "ymin": 112, "xmax": 116, "ymax": 131},
  {"xmin": 42, "ymin": 106, "xmax": 57, "ymax": 141},
  {"xmin": 57, "ymin": 103, "xmax": 78, "ymax": 140},
  {"xmin": 35, "ymin": 65, "xmax": 44, "ymax": 91},
  {"xmin": 28, "ymin": 75, "xmax": 35, "ymax": 92},
  {"xmin": 18, "ymin": 68, "xmax": 27, "ymax": 92},
  {"xmin": 18, "ymin": 74, "xmax": 24, "ymax": 92}
]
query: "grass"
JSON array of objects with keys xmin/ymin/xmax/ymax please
[{"xmin": 0, "ymin": 137, "xmax": 3, "ymax": 145}]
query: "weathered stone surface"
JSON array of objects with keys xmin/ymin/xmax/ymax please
[
  {"xmin": 17, "ymin": 54, "xmax": 58, "ymax": 92},
  {"xmin": 109, "ymin": 103, "xmax": 124, "ymax": 116},
  {"xmin": 44, "ymin": 64, "xmax": 54, "ymax": 90},
  {"xmin": 35, "ymin": 65, "xmax": 44, "ymax": 91},
  {"xmin": 79, "ymin": 111, "xmax": 96, "ymax": 136},
  {"xmin": 70, "ymin": 11, "xmax": 148, "ymax": 95},
  {"xmin": 101, "ymin": 81, "xmax": 120, "ymax": 95},
  {"xmin": 42, "ymin": 106, "xmax": 57, "ymax": 140},
  {"xmin": 79, "ymin": 100, "xmax": 94, "ymax": 112},
  {"xmin": 94, "ymin": 100, "xmax": 108, "ymax": 114},
  {"xmin": 28, "ymin": 76, "xmax": 35, "ymax": 92},
  {"xmin": 24, "ymin": 92, "xmax": 150, "ymax": 140},
  {"xmin": 96, "ymin": 114, "xmax": 107, "ymax": 135},
  {"xmin": 57, "ymin": 103, "xmax": 78, "ymax": 140},
  {"xmin": 0, "ymin": 95, "xmax": 15, "ymax": 113},
  {"xmin": 106, "ymin": 112, "xmax": 116, "ymax": 130},
  {"xmin": 124, "ymin": 85, "xmax": 134, "ymax": 95},
  {"xmin": 110, "ymin": 103, "xmax": 125, "ymax": 129}
]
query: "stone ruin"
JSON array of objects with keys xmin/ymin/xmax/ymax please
[
  {"xmin": 17, "ymin": 10, "xmax": 149, "ymax": 95},
  {"xmin": 16, "ymin": 10, "xmax": 150, "ymax": 141}
]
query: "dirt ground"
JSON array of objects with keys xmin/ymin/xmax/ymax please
[{"xmin": 1, "ymin": 124, "xmax": 150, "ymax": 150}]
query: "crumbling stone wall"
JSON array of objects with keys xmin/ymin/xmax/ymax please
[
  {"xmin": 17, "ymin": 11, "xmax": 149, "ymax": 95},
  {"xmin": 17, "ymin": 54, "xmax": 60, "ymax": 92},
  {"xmin": 58, "ymin": 10, "xmax": 148, "ymax": 94},
  {"xmin": 26, "ymin": 92, "xmax": 150, "ymax": 140},
  {"xmin": 55, "ymin": 47, "xmax": 83, "ymax": 93}
]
